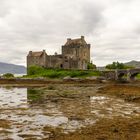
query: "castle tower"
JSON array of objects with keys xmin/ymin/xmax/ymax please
[
  {"xmin": 27, "ymin": 50, "xmax": 47, "ymax": 68},
  {"xmin": 62, "ymin": 36, "xmax": 90, "ymax": 69}
]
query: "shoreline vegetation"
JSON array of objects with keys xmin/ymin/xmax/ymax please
[
  {"xmin": 0, "ymin": 66, "xmax": 139, "ymax": 85},
  {"xmin": 26, "ymin": 66, "xmax": 101, "ymax": 79}
]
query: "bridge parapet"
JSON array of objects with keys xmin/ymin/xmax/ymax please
[
  {"xmin": 103, "ymin": 69, "xmax": 140, "ymax": 81},
  {"xmin": 129, "ymin": 68, "xmax": 140, "ymax": 74}
]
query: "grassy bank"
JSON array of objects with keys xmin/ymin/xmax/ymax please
[
  {"xmin": 137, "ymin": 74, "xmax": 140, "ymax": 79},
  {"xmin": 25, "ymin": 66, "xmax": 101, "ymax": 79}
]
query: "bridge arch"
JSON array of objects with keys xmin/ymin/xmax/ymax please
[
  {"xmin": 130, "ymin": 73, "xmax": 139, "ymax": 80},
  {"xmin": 129, "ymin": 69, "xmax": 140, "ymax": 81},
  {"xmin": 115, "ymin": 70, "xmax": 128, "ymax": 81}
]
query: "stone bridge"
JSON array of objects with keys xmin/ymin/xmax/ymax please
[{"xmin": 103, "ymin": 68, "xmax": 140, "ymax": 81}]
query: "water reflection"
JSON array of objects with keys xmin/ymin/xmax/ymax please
[
  {"xmin": 0, "ymin": 87, "xmax": 139, "ymax": 139},
  {"xmin": 90, "ymin": 96, "xmax": 140, "ymax": 118},
  {"xmin": 0, "ymin": 87, "xmax": 92, "ymax": 139},
  {"xmin": 0, "ymin": 87, "xmax": 27, "ymax": 108}
]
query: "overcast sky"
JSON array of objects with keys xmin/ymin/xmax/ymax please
[{"xmin": 0, "ymin": 0, "xmax": 140, "ymax": 66}]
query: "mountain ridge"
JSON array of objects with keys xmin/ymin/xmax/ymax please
[
  {"xmin": 0, "ymin": 62, "xmax": 26, "ymax": 74},
  {"xmin": 124, "ymin": 60, "xmax": 140, "ymax": 68}
]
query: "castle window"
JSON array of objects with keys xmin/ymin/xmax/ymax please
[{"xmin": 60, "ymin": 64, "xmax": 63, "ymax": 68}]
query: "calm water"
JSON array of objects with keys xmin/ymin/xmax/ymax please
[{"xmin": 0, "ymin": 87, "xmax": 139, "ymax": 139}]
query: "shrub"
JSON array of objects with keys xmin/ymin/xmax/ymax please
[
  {"xmin": 27, "ymin": 65, "xmax": 45, "ymax": 75},
  {"xmin": 3, "ymin": 73, "xmax": 14, "ymax": 78},
  {"xmin": 45, "ymin": 72, "xmax": 61, "ymax": 78},
  {"xmin": 87, "ymin": 62, "xmax": 96, "ymax": 70},
  {"xmin": 27, "ymin": 66, "xmax": 101, "ymax": 79},
  {"xmin": 69, "ymin": 71, "xmax": 88, "ymax": 77}
]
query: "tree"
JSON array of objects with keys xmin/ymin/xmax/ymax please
[
  {"xmin": 105, "ymin": 61, "xmax": 132, "ymax": 70},
  {"xmin": 27, "ymin": 65, "xmax": 44, "ymax": 75},
  {"xmin": 2, "ymin": 73, "xmax": 14, "ymax": 78},
  {"xmin": 87, "ymin": 62, "xmax": 96, "ymax": 70}
]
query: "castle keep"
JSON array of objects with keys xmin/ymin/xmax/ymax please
[{"xmin": 27, "ymin": 36, "xmax": 90, "ymax": 70}]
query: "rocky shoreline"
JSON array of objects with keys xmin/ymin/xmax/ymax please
[
  {"xmin": 0, "ymin": 81, "xmax": 139, "ymax": 139},
  {"xmin": 0, "ymin": 77, "xmax": 140, "ymax": 87},
  {"xmin": 0, "ymin": 77, "xmax": 106, "ymax": 85}
]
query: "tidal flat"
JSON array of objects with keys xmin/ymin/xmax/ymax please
[{"xmin": 0, "ymin": 84, "xmax": 139, "ymax": 140}]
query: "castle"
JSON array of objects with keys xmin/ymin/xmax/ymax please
[{"xmin": 27, "ymin": 36, "xmax": 90, "ymax": 70}]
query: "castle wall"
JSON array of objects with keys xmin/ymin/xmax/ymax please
[
  {"xmin": 46, "ymin": 55, "xmax": 63, "ymax": 68},
  {"xmin": 78, "ymin": 44, "xmax": 90, "ymax": 62}
]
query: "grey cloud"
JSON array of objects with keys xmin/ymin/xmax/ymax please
[
  {"xmin": 0, "ymin": 0, "xmax": 11, "ymax": 17},
  {"xmin": 0, "ymin": 0, "xmax": 140, "ymax": 66},
  {"xmin": 81, "ymin": 3, "xmax": 105, "ymax": 34}
]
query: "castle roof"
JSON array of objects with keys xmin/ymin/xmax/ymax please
[
  {"xmin": 64, "ymin": 36, "xmax": 87, "ymax": 46},
  {"xmin": 31, "ymin": 52, "xmax": 43, "ymax": 56},
  {"xmin": 28, "ymin": 50, "xmax": 46, "ymax": 57}
]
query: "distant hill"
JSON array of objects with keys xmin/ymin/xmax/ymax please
[
  {"xmin": 124, "ymin": 60, "xmax": 140, "ymax": 68},
  {"xmin": 0, "ymin": 62, "xmax": 26, "ymax": 74}
]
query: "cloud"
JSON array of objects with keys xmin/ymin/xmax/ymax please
[{"xmin": 0, "ymin": 0, "xmax": 139, "ymax": 66}]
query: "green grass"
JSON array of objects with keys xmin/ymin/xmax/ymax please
[
  {"xmin": 27, "ymin": 88, "xmax": 43, "ymax": 102},
  {"xmin": 137, "ymin": 74, "xmax": 140, "ymax": 79},
  {"xmin": 25, "ymin": 66, "xmax": 101, "ymax": 79}
]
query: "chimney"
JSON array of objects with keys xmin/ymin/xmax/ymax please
[
  {"xmin": 81, "ymin": 36, "xmax": 84, "ymax": 40},
  {"xmin": 54, "ymin": 52, "xmax": 58, "ymax": 55},
  {"xmin": 29, "ymin": 51, "xmax": 32, "ymax": 55},
  {"xmin": 67, "ymin": 38, "xmax": 71, "ymax": 41}
]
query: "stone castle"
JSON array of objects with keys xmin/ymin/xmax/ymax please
[{"xmin": 27, "ymin": 36, "xmax": 90, "ymax": 70}]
